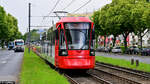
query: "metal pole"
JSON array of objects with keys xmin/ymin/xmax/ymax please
[{"xmin": 28, "ymin": 3, "xmax": 31, "ymax": 53}]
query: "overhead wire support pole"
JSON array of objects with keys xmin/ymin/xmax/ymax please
[{"xmin": 28, "ymin": 3, "xmax": 31, "ymax": 53}]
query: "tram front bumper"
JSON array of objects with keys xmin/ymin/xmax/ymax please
[{"xmin": 58, "ymin": 57, "xmax": 95, "ymax": 69}]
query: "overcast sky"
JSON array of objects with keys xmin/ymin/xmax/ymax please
[{"xmin": 1, "ymin": 0, "xmax": 112, "ymax": 34}]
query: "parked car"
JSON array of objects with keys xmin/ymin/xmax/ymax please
[
  {"xmin": 126, "ymin": 46, "xmax": 139, "ymax": 54},
  {"xmin": 133, "ymin": 47, "xmax": 140, "ymax": 54},
  {"xmin": 146, "ymin": 48, "xmax": 150, "ymax": 56},
  {"xmin": 96, "ymin": 46, "xmax": 105, "ymax": 52},
  {"xmin": 111, "ymin": 47, "xmax": 122, "ymax": 53},
  {"xmin": 142, "ymin": 48, "xmax": 150, "ymax": 56},
  {"xmin": 8, "ymin": 42, "xmax": 14, "ymax": 50},
  {"xmin": 104, "ymin": 47, "xmax": 112, "ymax": 53}
]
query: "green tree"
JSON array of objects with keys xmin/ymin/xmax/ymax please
[
  {"xmin": 23, "ymin": 29, "xmax": 40, "ymax": 42},
  {"xmin": 0, "ymin": 6, "xmax": 8, "ymax": 48},
  {"xmin": 0, "ymin": 6, "xmax": 22, "ymax": 48},
  {"xmin": 131, "ymin": 1, "xmax": 150, "ymax": 53}
]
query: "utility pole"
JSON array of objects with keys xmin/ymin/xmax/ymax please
[{"xmin": 28, "ymin": 3, "xmax": 31, "ymax": 53}]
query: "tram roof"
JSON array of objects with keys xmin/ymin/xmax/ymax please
[{"xmin": 57, "ymin": 17, "xmax": 92, "ymax": 23}]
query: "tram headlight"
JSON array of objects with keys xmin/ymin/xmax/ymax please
[
  {"xmin": 90, "ymin": 50, "xmax": 95, "ymax": 56},
  {"xmin": 59, "ymin": 50, "xmax": 68, "ymax": 56}
]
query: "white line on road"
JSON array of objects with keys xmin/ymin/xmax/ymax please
[{"xmin": 1, "ymin": 61, "xmax": 7, "ymax": 64}]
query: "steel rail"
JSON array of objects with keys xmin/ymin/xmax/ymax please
[
  {"xmin": 96, "ymin": 62, "xmax": 150, "ymax": 79},
  {"xmin": 64, "ymin": 74, "xmax": 80, "ymax": 84},
  {"xmin": 94, "ymin": 68, "xmax": 142, "ymax": 84},
  {"xmin": 87, "ymin": 72, "xmax": 113, "ymax": 84}
]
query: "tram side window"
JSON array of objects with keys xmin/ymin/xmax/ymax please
[
  {"xmin": 91, "ymin": 28, "xmax": 95, "ymax": 50},
  {"xmin": 42, "ymin": 41, "xmax": 44, "ymax": 53},
  {"xmin": 47, "ymin": 42, "xmax": 49, "ymax": 55},
  {"xmin": 44, "ymin": 43, "xmax": 47, "ymax": 54},
  {"xmin": 59, "ymin": 30, "xmax": 66, "ymax": 49},
  {"xmin": 48, "ymin": 42, "xmax": 51, "ymax": 56},
  {"xmin": 55, "ymin": 30, "xmax": 59, "ymax": 45},
  {"xmin": 52, "ymin": 31, "xmax": 55, "ymax": 45}
]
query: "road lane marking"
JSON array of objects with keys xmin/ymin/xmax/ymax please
[{"xmin": 1, "ymin": 61, "xmax": 7, "ymax": 64}]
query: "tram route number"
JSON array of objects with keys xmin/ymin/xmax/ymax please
[{"xmin": 0, "ymin": 81, "xmax": 15, "ymax": 84}]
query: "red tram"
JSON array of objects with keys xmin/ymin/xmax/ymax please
[{"xmin": 41, "ymin": 17, "xmax": 95, "ymax": 69}]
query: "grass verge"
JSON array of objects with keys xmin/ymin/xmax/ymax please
[
  {"xmin": 96, "ymin": 56, "xmax": 150, "ymax": 72},
  {"xmin": 20, "ymin": 48, "xmax": 69, "ymax": 84}
]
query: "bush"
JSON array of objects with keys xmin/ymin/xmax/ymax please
[{"xmin": 120, "ymin": 46, "xmax": 126, "ymax": 53}]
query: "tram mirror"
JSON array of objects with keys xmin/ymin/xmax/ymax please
[
  {"xmin": 55, "ymin": 30, "xmax": 59, "ymax": 40},
  {"xmin": 92, "ymin": 29, "xmax": 95, "ymax": 39}
]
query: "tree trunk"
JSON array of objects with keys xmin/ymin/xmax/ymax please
[
  {"xmin": 124, "ymin": 37, "xmax": 127, "ymax": 50},
  {"xmin": 95, "ymin": 34, "xmax": 98, "ymax": 48},
  {"xmin": 112, "ymin": 36, "xmax": 116, "ymax": 47},
  {"xmin": 104, "ymin": 36, "xmax": 106, "ymax": 47},
  {"xmin": 123, "ymin": 34, "xmax": 128, "ymax": 53},
  {"xmin": 1, "ymin": 40, "xmax": 5, "ymax": 49},
  {"xmin": 139, "ymin": 29, "xmax": 149, "ymax": 55},
  {"xmin": 140, "ymin": 31, "xmax": 143, "ymax": 55}
]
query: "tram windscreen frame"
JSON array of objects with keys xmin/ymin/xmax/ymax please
[{"xmin": 64, "ymin": 22, "xmax": 91, "ymax": 50}]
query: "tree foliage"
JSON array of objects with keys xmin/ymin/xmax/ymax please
[
  {"xmin": 0, "ymin": 6, "xmax": 22, "ymax": 48},
  {"xmin": 92, "ymin": 0, "xmax": 150, "ymax": 50},
  {"xmin": 23, "ymin": 29, "xmax": 40, "ymax": 42}
]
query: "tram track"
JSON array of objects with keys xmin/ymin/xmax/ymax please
[
  {"xmin": 33, "ymin": 49, "xmax": 150, "ymax": 84},
  {"xmin": 96, "ymin": 62, "xmax": 150, "ymax": 79},
  {"xmin": 95, "ymin": 62, "xmax": 150, "ymax": 84},
  {"xmin": 64, "ymin": 70, "xmax": 112, "ymax": 84},
  {"xmin": 64, "ymin": 74, "xmax": 80, "ymax": 84},
  {"xmin": 33, "ymin": 50, "xmax": 108, "ymax": 84},
  {"xmin": 87, "ymin": 72, "xmax": 113, "ymax": 84}
]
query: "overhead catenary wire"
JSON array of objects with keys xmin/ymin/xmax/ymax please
[
  {"xmin": 71, "ymin": 0, "xmax": 92, "ymax": 13},
  {"xmin": 46, "ymin": 0, "xmax": 61, "ymax": 17},
  {"xmin": 62, "ymin": 0, "xmax": 76, "ymax": 10},
  {"xmin": 39, "ymin": 0, "xmax": 91, "ymax": 29},
  {"xmin": 41, "ymin": 0, "xmax": 61, "ymax": 23},
  {"xmin": 37, "ymin": 0, "xmax": 61, "ymax": 29}
]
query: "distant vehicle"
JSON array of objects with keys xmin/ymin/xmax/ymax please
[
  {"xmin": 104, "ymin": 47, "xmax": 111, "ymax": 53},
  {"xmin": 8, "ymin": 42, "xmax": 14, "ymax": 50},
  {"xmin": 96, "ymin": 46, "xmax": 105, "ymax": 52},
  {"xmin": 133, "ymin": 47, "xmax": 140, "ymax": 54},
  {"xmin": 146, "ymin": 48, "xmax": 150, "ymax": 56},
  {"xmin": 111, "ymin": 47, "xmax": 122, "ymax": 53},
  {"xmin": 141, "ymin": 48, "xmax": 150, "ymax": 56},
  {"xmin": 14, "ymin": 39, "xmax": 24, "ymax": 52},
  {"xmin": 127, "ymin": 46, "xmax": 139, "ymax": 54}
]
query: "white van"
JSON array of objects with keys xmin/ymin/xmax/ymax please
[{"xmin": 14, "ymin": 39, "xmax": 24, "ymax": 52}]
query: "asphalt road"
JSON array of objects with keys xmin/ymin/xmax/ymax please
[
  {"xmin": 96, "ymin": 52, "xmax": 150, "ymax": 64},
  {"xmin": 0, "ymin": 49, "xmax": 23, "ymax": 83}
]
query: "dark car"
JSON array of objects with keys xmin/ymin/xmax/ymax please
[
  {"xmin": 8, "ymin": 42, "xmax": 14, "ymax": 50},
  {"xmin": 96, "ymin": 46, "xmax": 105, "ymax": 52},
  {"xmin": 145, "ymin": 48, "xmax": 150, "ymax": 56},
  {"xmin": 133, "ymin": 47, "xmax": 140, "ymax": 54},
  {"xmin": 104, "ymin": 47, "xmax": 112, "ymax": 53},
  {"xmin": 111, "ymin": 47, "xmax": 122, "ymax": 53},
  {"xmin": 127, "ymin": 46, "xmax": 139, "ymax": 54},
  {"xmin": 141, "ymin": 48, "xmax": 150, "ymax": 56}
]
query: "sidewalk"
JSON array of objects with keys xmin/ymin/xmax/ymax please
[{"xmin": 96, "ymin": 52, "xmax": 150, "ymax": 64}]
